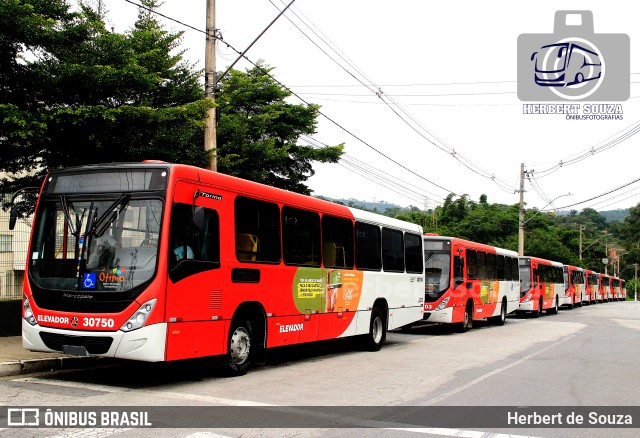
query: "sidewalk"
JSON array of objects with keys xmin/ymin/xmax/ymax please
[{"xmin": 0, "ymin": 336, "xmax": 102, "ymax": 377}]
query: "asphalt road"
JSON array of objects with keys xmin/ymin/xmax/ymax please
[{"xmin": 1, "ymin": 301, "xmax": 639, "ymax": 438}]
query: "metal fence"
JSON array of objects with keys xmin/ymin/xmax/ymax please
[{"xmin": 0, "ymin": 212, "xmax": 29, "ymax": 301}]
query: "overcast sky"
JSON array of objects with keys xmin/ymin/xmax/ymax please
[{"xmin": 105, "ymin": 0, "xmax": 640, "ymax": 211}]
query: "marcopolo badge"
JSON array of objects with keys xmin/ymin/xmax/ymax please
[{"xmin": 518, "ymin": 11, "xmax": 629, "ymax": 101}]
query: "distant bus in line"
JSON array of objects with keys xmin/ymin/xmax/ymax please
[
  {"xmin": 585, "ymin": 270, "xmax": 599, "ymax": 305},
  {"xmin": 407, "ymin": 235, "xmax": 520, "ymax": 333},
  {"xmin": 563, "ymin": 265, "xmax": 585, "ymax": 309},
  {"xmin": 598, "ymin": 273, "xmax": 610, "ymax": 303},
  {"xmin": 15, "ymin": 162, "xmax": 427, "ymax": 375},
  {"xmin": 518, "ymin": 256, "xmax": 564, "ymax": 316}
]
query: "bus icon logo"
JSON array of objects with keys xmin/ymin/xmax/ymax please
[{"xmin": 518, "ymin": 10, "xmax": 629, "ymax": 101}]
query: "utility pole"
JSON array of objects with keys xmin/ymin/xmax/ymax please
[
  {"xmin": 518, "ymin": 163, "xmax": 525, "ymax": 256},
  {"xmin": 635, "ymin": 263, "xmax": 638, "ymax": 302},
  {"xmin": 579, "ymin": 225, "xmax": 584, "ymax": 260},
  {"xmin": 204, "ymin": 0, "xmax": 217, "ymax": 171}
]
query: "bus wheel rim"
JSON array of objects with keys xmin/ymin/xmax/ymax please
[
  {"xmin": 372, "ymin": 316, "xmax": 383, "ymax": 343},
  {"xmin": 230, "ymin": 327, "xmax": 251, "ymax": 365}
]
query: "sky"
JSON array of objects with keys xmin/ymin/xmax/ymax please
[{"xmin": 104, "ymin": 0, "xmax": 640, "ymax": 212}]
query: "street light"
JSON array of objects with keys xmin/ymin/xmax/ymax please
[{"xmin": 518, "ymin": 193, "xmax": 572, "ymax": 256}]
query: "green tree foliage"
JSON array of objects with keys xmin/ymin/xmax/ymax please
[
  {"xmin": 215, "ymin": 63, "xmax": 343, "ymax": 194},
  {"xmin": 0, "ymin": 0, "xmax": 211, "ymax": 200}
]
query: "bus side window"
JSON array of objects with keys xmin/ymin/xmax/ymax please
[
  {"xmin": 235, "ymin": 196, "xmax": 281, "ymax": 263},
  {"xmin": 321, "ymin": 215, "xmax": 354, "ymax": 269},
  {"xmin": 466, "ymin": 249, "xmax": 476, "ymax": 279},
  {"xmin": 283, "ymin": 206, "xmax": 320, "ymax": 266},
  {"xmin": 355, "ymin": 222, "xmax": 381, "ymax": 271},
  {"xmin": 453, "ymin": 255, "xmax": 464, "ymax": 285},
  {"xmin": 168, "ymin": 203, "xmax": 220, "ymax": 283},
  {"xmin": 382, "ymin": 227, "xmax": 404, "ymax": 273}
]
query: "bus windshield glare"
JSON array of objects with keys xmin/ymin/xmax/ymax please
[
  {"xmin": 30, "ymin": 197, "xmax": 163, "ymax": 292},
  {"xmin": 424, "ymin": 240, "xmax": 451, "ymax": 298}
]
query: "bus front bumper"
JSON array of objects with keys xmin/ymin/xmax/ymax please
[{"xmin": 22, "ymin": 319, "xmax": 167, "ymax": 362}]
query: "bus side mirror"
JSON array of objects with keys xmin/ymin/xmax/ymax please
[{"xmin": 9, "ymin": 205, "xmax": 19, "ymax": 230}]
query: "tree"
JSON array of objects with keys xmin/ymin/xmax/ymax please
[
  {"xmin": 216, "ymin": 62, "xmax": 343, "ymax": 194},
  {"xmin": 0, "ymin": 0, "xmax": 211, "ymax": 202}
]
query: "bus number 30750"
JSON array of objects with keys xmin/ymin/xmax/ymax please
[{"xmin": 82, "ymin": 317, "xmax": 115, "ymax": 328}]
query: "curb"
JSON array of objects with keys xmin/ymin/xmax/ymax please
[{"xmin": 0, "ymin": 356, "xmax": 103, "ymax": 377}]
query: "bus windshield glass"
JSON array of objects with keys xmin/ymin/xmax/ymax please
[
  {"xmin": 29, "ymin": 197, "xmax": 163, "ymax": 293},
  {"xmin": 519, "ymin": 258, "xmax": 531, "ymax": 297},
  {"xmin": 424, "ymin": 240, "xmax": 451, "ymax": 298}
]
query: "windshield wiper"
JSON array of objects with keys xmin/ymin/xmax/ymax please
[
  {"xmin": 89, "ymin": 194, "xmax": 130, "ymax": 237},
  {"xmin": 60, "ymin": 196, "xmax": 79, "ymax": 237}
]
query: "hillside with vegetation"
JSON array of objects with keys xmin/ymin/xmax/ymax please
[{"xmin": 320, "ymin": 194, "xmax": 639, "ymax": 295}]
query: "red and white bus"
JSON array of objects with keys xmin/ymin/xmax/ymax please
[
  {"xmin": 562, "ymin": 265, "xmax": 584, "ymax": 309},
  {"xmin": 598, "ymin": 273, "xmax": 610, "ymax": 302},
  {"xmin": 611, "ymin": 277, "xmax": 621, "ymax": 301},
  {"xmin": 415, "ymin": 235, "xmax": 520, "ymax": 332},
  {"xmin": 16, "ymin": 162, "xmax": 426, "ymax": 375},
  {"xmin": 518, "ymin": 256, "xmax": 564, "ymax": 316},
  {"xmin": 585, "ymin": 270, "xmax": 599, "ymax": 305}
]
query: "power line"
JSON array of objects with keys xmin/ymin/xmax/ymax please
[
  {"xmin": 122, "ymin": 0, "xmax": 455, "ymax": 195},
  {"xmin": 547, "ymin": 176, "xmax": 640, "ymax": 211},
  {"xmin": 268, "ymin": 0, "xmax": 518, "ymax": 195}
]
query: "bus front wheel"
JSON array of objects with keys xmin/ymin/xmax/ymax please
[{"xmin": 223, "ymin": 319, "xmax": 253, "ymax": 377}]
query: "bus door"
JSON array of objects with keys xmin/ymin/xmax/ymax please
[{"xmin": 165, "ymin": 180, "xmax": 224, "ymax": 360}]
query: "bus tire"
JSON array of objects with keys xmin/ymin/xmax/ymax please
[
  {"xmin": 455, "ymin": 301, "xmax": 473, "ymax": 333},
  {"xmin": 363, "ymin": 307, "xmax": 386, "ymax": 351},
  {"xmin": 548, "ymin": 296, "xmax": 559, "ymax": 315},
  {"xmin": 489, "ymin": 299, "xmax": 507, "ymax": 326},
  {"xmin": 223, "ymin": 319, "xmax": 253, "ymax": 377}
]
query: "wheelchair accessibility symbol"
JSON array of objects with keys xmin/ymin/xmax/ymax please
[{"xmin": 82, "ymin": 273, "xmax": 97, "ymax": 289}]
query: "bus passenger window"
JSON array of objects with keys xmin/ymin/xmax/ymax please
[
  {"xmin": 322, "ymin": 215, "xmax": 354, "ymax": 269},
  {"xmin": 355, "ymin": 222, "xmax": 381, "ymax": 271},
  {"xmin": 404, "ymin": 233, "xmax": 423, "ymax": 274},
  {"xmin": 466, "ymin": 249, "xmax": 477, "ymax": 279},
  {"xmin": 234, "ymin": 196, "xmax": 280, "ymax": 263},
  {"xmin": 282, "ymin": 206, "xmax": 320, "ymax": 266},
  {"xmin": 382, "ymin": 227, "xmax": 404, "ymax": 272}
]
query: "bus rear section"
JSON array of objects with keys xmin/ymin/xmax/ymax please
[
  {"xmin": 562, "ymin": 265, "xmax": 584, "ymax": 309},
  {"xmin": 20, "ymin": 162, "xmax": 426, "ymax": 375},
  {"xmin": 518, "ymin": 256, "xmax": 563, "ymax": 316},
  {"xmin": 585, "ymin": 270, "xmax": 599, "ymax": 304},
  {"xmin": 420, "ymin": 236, "xmax": 519, "ymax": 332}
]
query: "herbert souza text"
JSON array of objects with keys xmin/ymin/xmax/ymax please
[{"xmin": 508, "ymin": 410, "xmax": 632, "ymax": 426}]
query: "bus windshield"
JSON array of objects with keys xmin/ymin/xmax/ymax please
[
  {"xmin": 29, "ymin": 197, "xmax": 163, "ymax": 293},
  {"xmin": 424, "ymin": 249, "xmax": 451, "ymax": 298},
  {"xmin": 519, "ymin": 258, "xmax": 531, "ymax": 297}
]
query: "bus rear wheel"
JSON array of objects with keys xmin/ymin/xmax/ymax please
[
  {"xmin": 363, "ymin": 307, "xmax": 387, "ymax": 351},
  {"xmin": 489, "ymin": 299, "xmax": 507, "ymax": 326},
  {"xmin": 548, "ymin": 297, "xmax": 559, "ymax": 315},
  {"xmin": 223, "ymin": 319, "xmax": 253, "ymax": 377}
]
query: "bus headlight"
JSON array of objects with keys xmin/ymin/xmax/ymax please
[
  {"xmin": 522, "ymin": 293, "xmax": 532, "ymax": 303},
  {"xmin": 120, "ymin": 299, "xmax": 157, "ymax": 332},
  {"xmin": 23, "ymin": 295, "xmax": 37, "ymax": 326},
  {"xmin": 434, "ymin": 297, "xmax": 450, "ymax": 311}
]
